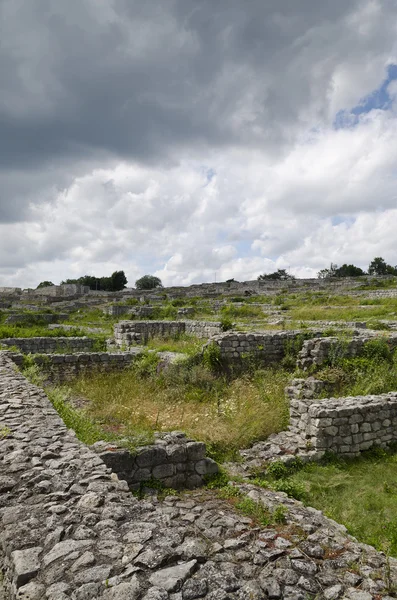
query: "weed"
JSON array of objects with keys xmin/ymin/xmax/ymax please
[
  {"xmin": 202, "ymin": 342, "xmax": 223, "ymax": 373},
  {"xmin": 220, "ymin": 316, "xmax": 233, "ymax": 332},
  {"xmin": 0, "ymin": 425, "xmax": 11, "ymax": 438},
  {"xmin": 273, "ymin": 504, "xmax": 288, "ymax": 524},
  {"xmin": 235, "ymin": 497, "xmax": 271, "ymax": 526}
]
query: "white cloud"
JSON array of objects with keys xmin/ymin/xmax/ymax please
[{"xmin": 1, "ymin": 0, "xmax": 397, "ymax": 287}]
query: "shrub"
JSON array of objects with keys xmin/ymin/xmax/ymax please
[
  {"xmin": 202, "ymin": 342, "xmax": 223, "ymax": 373},
  {"xmin": 220, "ymin": 317, "xmax": 233, "ymax": 331}
]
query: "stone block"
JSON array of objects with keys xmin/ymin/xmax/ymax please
[
  {"xmin": 194, "ymin": 458, "xmax": 219, "ymax": 475},
  {"xmin": 186, "ymin": 442, "xmax": 206, "ymax": 461},
  {"xmin": 136, "ymin": 446, "xmax": 167, "ymax": 468},
  {"xmin": 152, "ymin": 463, "xmax": 175, "ymax": 479},
  {"xmin": 133, "ymin": 468, "xmax": 152, "ymax": 482},
  {"xmin": 166, "ymin": 444, "xmax": 187, "ymax": 463},
  {"xmin": 11, "ymin": 547, "xmax": 42, "ymax": 588}
]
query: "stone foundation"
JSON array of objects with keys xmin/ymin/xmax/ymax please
[
  {"xmin": 91, "ymin": 433, "xmax": 218, "ymax": 491},
  {"xmin": 207, "ymin": 330, "xmax": 321, "ymax": 365},
  {"xmin": 297, "ymin": 334, "xmax": 397, "ymax": 370},
  {"xmin": 289, "ymin": 392, "xmax": 397, "ymax": 456},
  {"xmin": 114, "ymin": 320, "xmax": 222, "ymax": 346},
  {"xmin": 1, "ymin": 355, "xmax": 397, "ymax": 598},
  {"xmin": 0, "ymin": 336, "xmax": 96, "ymax": 354},
  {"xmin": 5, "ymin": 349, "xmax": 184, "ymax": 382}
]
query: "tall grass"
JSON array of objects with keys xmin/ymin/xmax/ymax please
[{"xmin": 67, "ymin": 358, "xmax": 290, "ymax": 461}]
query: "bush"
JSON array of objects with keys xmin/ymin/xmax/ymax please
[
  {"xmin": 220, "ymin": 317, "xmax": 233, "ymax": 331},
  {"xmin": 202, "ymin": 342, "xmax": 223, "ymax": 374}
]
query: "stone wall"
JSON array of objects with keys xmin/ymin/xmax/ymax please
[
  {"xmin": 0, "ymin": 336, "xmax": 96, "ymax": 354},
  {"xmin": 208, "ymin": 330, "xmax": 321, "ymax": 365},
  {"xmin": 289, "ymin": 392, "xmax": 397, "ymax": 457},
  {"xmin": 114, "ymin": 320, "xmax": 222, "ymax": 346},
  {"xmin": 91, "ymin": 433, "xmax": 218, "ymax": 491},
  {"xmin": 32, "ymin": 284, "xmax": 90, "ymax": 298},
  {"xmin": 4, "ymin": 313, "xmax": 68, "ymax": 325},
  {"xmin": 297, "ymin": 334, "xmax": 397, "ymax": 370},
  {"xmin": 5, "ymin": 349, "xmax": 184, "ymax": 382},
  {"xmin": 1, "ymin": 352, "xmax": 396, "ymax": 598}
]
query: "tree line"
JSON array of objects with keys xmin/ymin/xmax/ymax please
[
  {"xmin": 37, "ymin": 270, "xmax": 128, "ymax": 291},
  {"xmin": 36, "ymin": 272, "xmax": 164, "ymax": 291},
  {"xmin": 317, "ymin": 257, "xmax": 397, "ymax": 279},
  {"xmin": 257, "ymin": 257, "xmax": 397, "ymax": 282}
]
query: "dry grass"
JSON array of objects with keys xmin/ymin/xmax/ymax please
[{"xmin": 68, "ymin": 362, "xmax": 290, "ymax": 461}]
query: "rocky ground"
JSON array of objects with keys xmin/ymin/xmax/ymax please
[{"xmin": 1, "ymin": 352, "xmax": 397, "ymax": 599}]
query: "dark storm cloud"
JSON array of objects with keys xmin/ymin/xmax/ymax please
[{"xmin": 1, "ymin": 0, "xmax": 394, "ymax": 179}]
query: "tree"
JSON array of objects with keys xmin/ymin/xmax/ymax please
[
  {"xmin": 135, "ymin": 275, "xmax": 163, "ymax": 290},
  {"xmin": 317, "ymin": 263, "xmax": 365, "ymax": 278},
  {"xmin": 258, "ymin": 269, "xmax": 295, "ymax": 281},
  {"xmin": 368, "ymin": 257, "xmax": 397, "ymax": 276},
  {"xmin": 61, "ymin": 271, "xmax": 128, "ymax": 291},
  {"xmin": 110, "ymin": 270, "xmax": 128, "ymax": 291},
  {"xmin": 317, "ymin": 263, "xmax": 338, "ymax": 279},
  {"xmin": 335, "ymin": 264, "xmax": 365, "ymax": 277},
  {"xmin": 36, "ymin": 281, "xmax": 55, "ymax": 288}
]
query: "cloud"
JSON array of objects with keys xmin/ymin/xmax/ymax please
[{"xmin": 0, "ymin": 0, "xmax": 397, "ymax": 286}]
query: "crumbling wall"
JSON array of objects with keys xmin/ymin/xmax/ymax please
[
  {"xmin": 297, "ymin": 334, "xmax": 397, "ymax": 370},
  {"xmin": 289, "ymin": 392, "xmax": 397, "ymax": 457},
  {"xmin": 91, "ymin": 433, "xmax": 218, "ymax": 491},
  {"xmin": 114, "ymin": 320, "xmax": 222, "ymax": 346},
  {"xmin": 0, "ymin": 336, "xmax": 95, "ymax": 354},
  {"xmin": 207, "ymin": 331, "xmax": 321, "ymax": 365}
]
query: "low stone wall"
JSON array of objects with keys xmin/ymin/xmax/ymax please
[
  {"xmin": 114, "ymin": 320, "xmax": 222, "ymax": 346},
  {"xmin": 184, "ymin": 320, "xmax": 221, "ymax": 338},
  {"xmin": 4, "ymin": 313, "xmax": 68, "ymax": 324},
  {"xmin": 286, "ymin": 377, "xmax": 332, "ymax": 401},
  {"xmin": 208, "ymin": 330, "xmax": 321, "ymax": 364},
  {"xmin": 91, "ymin": 433, "xmax": 218, "ymax": 491},
  {"xmin": 297, "ymin": 334, "xmax": 397, "ymax": 370},
  {"xmin": 6, "ymin": 349, "xmax": 184, "ymax": 382},
  {"xmin": 0, "ymin": 336, "xmax": 95, "ymax": 354},
  {"xmin": 289, "ymin": 392, "xmax": 397, "ymax": 456}
]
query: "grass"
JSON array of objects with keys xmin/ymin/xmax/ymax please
[
  {"xmin": 145, "ymin": 334, "xmax": 206, "ymax": 355},
  {"xmin": 0, "ymin": 324, "xmax": 90, "ymax": 339},
  {"xmin": 313, "ymin": 338, "xmax": 397, "ymax": 397},
  {"xmin": 261, "ymin": 449, "xmax": 397, "ymax": 556},
  {"xmin": 65, "ymin": 355, "xmax": 291, "ymax": 462}
]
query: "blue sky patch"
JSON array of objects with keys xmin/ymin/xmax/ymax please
[{"xmin": 334, "ymin": 64, "xmax": 397, "ymax": 130}]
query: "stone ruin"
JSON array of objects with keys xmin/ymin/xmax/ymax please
[
  {"xmin": 1, "ymin": 352, "xmax": 397, "ymax": 598},
  {"xmin": 113, "ymin": 320, "xmax": 223, "ymax": 347}
]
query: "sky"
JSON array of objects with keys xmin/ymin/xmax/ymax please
[{"xmin": 1, "ymin": 0, "xmax": 397, "ymax": 288}]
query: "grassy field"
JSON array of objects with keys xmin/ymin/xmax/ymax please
[
  {"xmin": 60, "ymin": 355, "xmax": 291, "ymax": 461},
  {"xmin": 260, "ymin": 449, "xmax": 397, "ymax": 556}
]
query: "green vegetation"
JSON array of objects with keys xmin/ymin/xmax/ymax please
[
  {"xmin": 221, "ymin": 303, "xmax": 264, "ymax": 319},
  {"xmin": 258, "ymin": 269, "xmax": 295, "ymax": 281},
  {"xmin": 0, "ymin": 324, "xmax": 88, "ymax": 339},
  {"xmin": 62, "ymin": 270, "xmax": 128, "ymax": 291},
  {"xmin": 255, "ymin": 449, "xmax": 397, "ymax": 556},
  {"xmin": 313, "ymin": 338, "xmax": 397, "ymax": 398},
  {"xmin": 145, "ymin": 334, "xmax": 205, "ymax": 355},
  {"xmin": 135, "ymin": 274, "xmax": 162, "ymax": 290},
  {"xmin": 63, "ymin": 353, "xmax": 290, "ymax": 462},
  {"xmin": 317, "ymin": 257, "xmax": 397, "ymax": 278}
]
